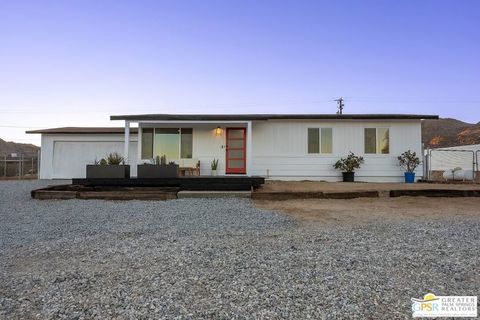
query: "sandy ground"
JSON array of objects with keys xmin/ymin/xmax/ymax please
[
  {"xmin": 258, "ymin": 180, "xmax": 480, "ymax": 192},
  {"xmin": 255, "ymin": 197, "xmax": 480, "ymax": 226}
]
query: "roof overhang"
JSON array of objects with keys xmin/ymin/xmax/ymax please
[
  {"xmin": 26, "ymin": 127, "xmax": 139, "ymax": 134},
  {"xmin": 110, "ymin": 113, "xmax": 439, "ymax": 121}
]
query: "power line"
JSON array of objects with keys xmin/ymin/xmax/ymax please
[{"xmin": 0, "ymin": 97, "xmax": 478, "ymax": 114}]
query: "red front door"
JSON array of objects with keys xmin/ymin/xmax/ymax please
[{"xmin": 225, "ymin": 128, "xmax": 246, "ymax": 174}]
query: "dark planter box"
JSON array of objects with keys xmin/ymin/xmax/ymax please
[
  {"xmin": 342, "ymin": 172, "xmax": 355, "ymax": 182},
  {"xmin": 86, "ymin": 165, "xmax": 130, "ymax": 179},
  {"xmin": 137, "ymin": 164, "xmax": 179, "ymax": 178}
]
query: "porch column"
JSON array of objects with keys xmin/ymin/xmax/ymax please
[
  {"xmin": 246, "ymin": 121, "xmax": 252, "ymax": 176},
  {"xmin": 124, "ymin": 121, "xmax": 130, "ymax": 164}
]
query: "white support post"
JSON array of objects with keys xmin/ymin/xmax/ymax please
[
  {"xmin": 246, "ymin": 121, "xmax": 252, "ymax": 176},
  {"xmin": 124, "ymin": 121, "xmax": 130, "ymax": 164},
  {"xmin": 137, "ymin": 124, "xmax": 142, "ymax": 164}
]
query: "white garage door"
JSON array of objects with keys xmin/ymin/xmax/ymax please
[{"xmin": 52, "ymin": 141, "xmax": 137, "ymax": 178}]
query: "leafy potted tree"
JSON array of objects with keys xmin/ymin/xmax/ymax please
[
  {"xmin": 333, "ymin": 152, "xmax": 364, "ymax": 182},
  {"xmin": 398, "ymin": 150, "xmax": 421, "ymax": 183},
  {"xmin": 137, "ymin": 155, "xmax": 179, "ymax": 178},
  {"xmin": 87, "ymin": 152, "xmax": 130, "ymax": 179},
  {"xmin": 211, "ymin": 158, "xmax": 219, "ymax": 176}
]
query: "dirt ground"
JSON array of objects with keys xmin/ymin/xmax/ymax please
[
  {"xmin": 259, "ymin": 180, "xmax": 480, "ymax": 193},
  {"xmin": 255, "ymin": 197, "xmax": 480, "ymax": 226}
]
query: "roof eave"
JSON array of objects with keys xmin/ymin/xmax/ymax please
[{"xmin": 110, "ymin": 114, "xmax": 439, "ymax": 121}]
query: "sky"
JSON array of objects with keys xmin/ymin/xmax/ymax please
[{"xmin": 1, "ymin": 0, "xmax": 479, "ymax": 146}]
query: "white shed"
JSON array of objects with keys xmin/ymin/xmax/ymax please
[{"xmin": 428, "ymin": 144, "xmax": 480, "ymax": 172}]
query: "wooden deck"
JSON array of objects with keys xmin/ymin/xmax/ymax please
[{"xmin": 71, "ymin": 176, "xmax": 265, "ymax": 191}]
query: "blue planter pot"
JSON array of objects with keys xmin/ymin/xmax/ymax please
[{"xmin": 404, "ymin": 172, "xmax": 415, "ymax": 183}]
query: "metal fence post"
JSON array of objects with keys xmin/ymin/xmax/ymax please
[
  {"xmin": 38, "ymin": 149, "xmax": 41, "ymax": 179},
  {"xmin": 475, "ymin": 150, "xmax": 479, "ymax": 172}
]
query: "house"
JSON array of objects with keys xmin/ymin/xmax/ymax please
[{"xmin": 27, "ymin": 113, "xmax": 438, "ymax": 182}]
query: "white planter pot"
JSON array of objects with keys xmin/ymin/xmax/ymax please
[{"xmin": 211, "ymin": 169, "xmax": 217, "ymax": 176}]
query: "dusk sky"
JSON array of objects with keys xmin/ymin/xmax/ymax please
[{"xmin": 1, "ymin": 0, "xmax": 479, "ymax": 145}]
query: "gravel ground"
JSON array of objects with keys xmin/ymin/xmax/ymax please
[{"xmin": 1, "ymin": 180, "xmax": 479, "ymax": 319}]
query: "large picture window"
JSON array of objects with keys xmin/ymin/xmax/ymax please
[
  {"xmin": 154, "ymin": 128, "xmax": 180, "ymax": 160},
  {"xmin": 307, "ymin": 128, "xmax": 333, "ymax": 154},
  {"xmin": 141, "ymin": 128, "xmax": 193, "ymax": 160},
  {"xmin": 364, "ymin": 128, "xmax": 389, "ymax": 154}
]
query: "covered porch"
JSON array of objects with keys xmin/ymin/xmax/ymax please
[{"xmin": 118, "ymin": 117, "xmax": 253, "ymax": 177}]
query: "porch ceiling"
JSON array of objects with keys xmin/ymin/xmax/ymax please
[{"xmin": 139, "ymin": 122, "xmax": 247, "ymax": 128}]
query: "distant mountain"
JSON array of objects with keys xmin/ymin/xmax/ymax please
[
  {"xmin": 422, "ymin": 118, "xmax": 480, "ymax": 148},
  {"xmin": 0, "ymin": 138, "xmax": 39, "ymax": 156}
]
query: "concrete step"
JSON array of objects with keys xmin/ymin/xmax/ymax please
[{"xmin": 177, "ymin": 191, "xmax": 251, "ymax": 199}]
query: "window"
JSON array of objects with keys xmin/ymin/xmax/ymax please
[
  {"xmin": 364, "ymin": 128, "xmax": 377, "ymax": 154},
  {"xmin": 364, "ymin": 128, "xmax": 389, "ymax": 154},
  {"xmin": 308, "ymin": 128, "xmax": 319, "ymax": 153},
  {"xmin": 307, "ymin": 128, "xmax": 332, "ymax": 154},
  {"xmin": 154, "ymin": 128, "xmax": 180, "ymax": 160},
  {"xmin": 141, "ymin": 128, "xmax": 153, "ymax": 159},
  {"xmin": 181, "ymin": 128, "xmax": 193, "ymax": 158},
  {"xmin": 321, "ymin": 128, "xmax": 333, "ymax": 153},
  {"xmin": 377, "ymin": 128, "xmax": 390, "ymax": 154},
  {"xmin": 141, "ymin": 128, "xmax": 193, "ymax": 160}
]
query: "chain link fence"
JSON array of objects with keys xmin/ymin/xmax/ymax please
[{"xmin": 0, "ymin": 152, "xmax": 40, "ymax": 179}]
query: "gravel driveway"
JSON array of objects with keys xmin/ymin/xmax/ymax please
[{"xmin": 1, "ymin": 180, "xmax": 479, "ymax": 319}]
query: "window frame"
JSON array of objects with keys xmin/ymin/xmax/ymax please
[
  {"xmin": 306, "ymin": 127, "xmax": 333, "ymax": 155},
  {"xmin": 363, "ymin": 127, "xmax": 390, "ymax": 155}
]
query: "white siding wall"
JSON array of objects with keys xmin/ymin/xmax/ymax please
[
  {"xmin": 39, "ymin": 134, "xmax": 138, "ymax": 179},
  {"xmin": 251, "ymin": 120, "xmax": 423, "ymax": 182}
]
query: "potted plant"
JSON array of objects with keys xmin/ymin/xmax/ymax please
[
  {"xmin": 333, "ymin": 152, "xmax": 364, "ymax": 182},
  {"xmin": 397, "ymin": 150, "xmax": 421, "ymax": 183},
  {"xmin": 137, "ymin": 155, "xmax": 179, "ymax": 178},
  {"xmin": 211, "ymin": 159, "xmax": 219, "ymax": 176},
  {"xmin": 86, "ymin": 152, "xmax": 130, "ymax": 179}
]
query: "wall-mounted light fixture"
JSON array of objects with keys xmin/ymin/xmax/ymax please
[{"xmin": 214, "ymin": 126, "xmax": 223, "ymax": 136}]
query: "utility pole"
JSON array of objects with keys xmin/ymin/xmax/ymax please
[{"xmin": 335, "ymin": 97, "xmax": 344, "ymax": 115}]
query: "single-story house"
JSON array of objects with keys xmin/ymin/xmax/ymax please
[{"xmin": 27, "ymin": 113, "xmax": 438, "ymax": 182}]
